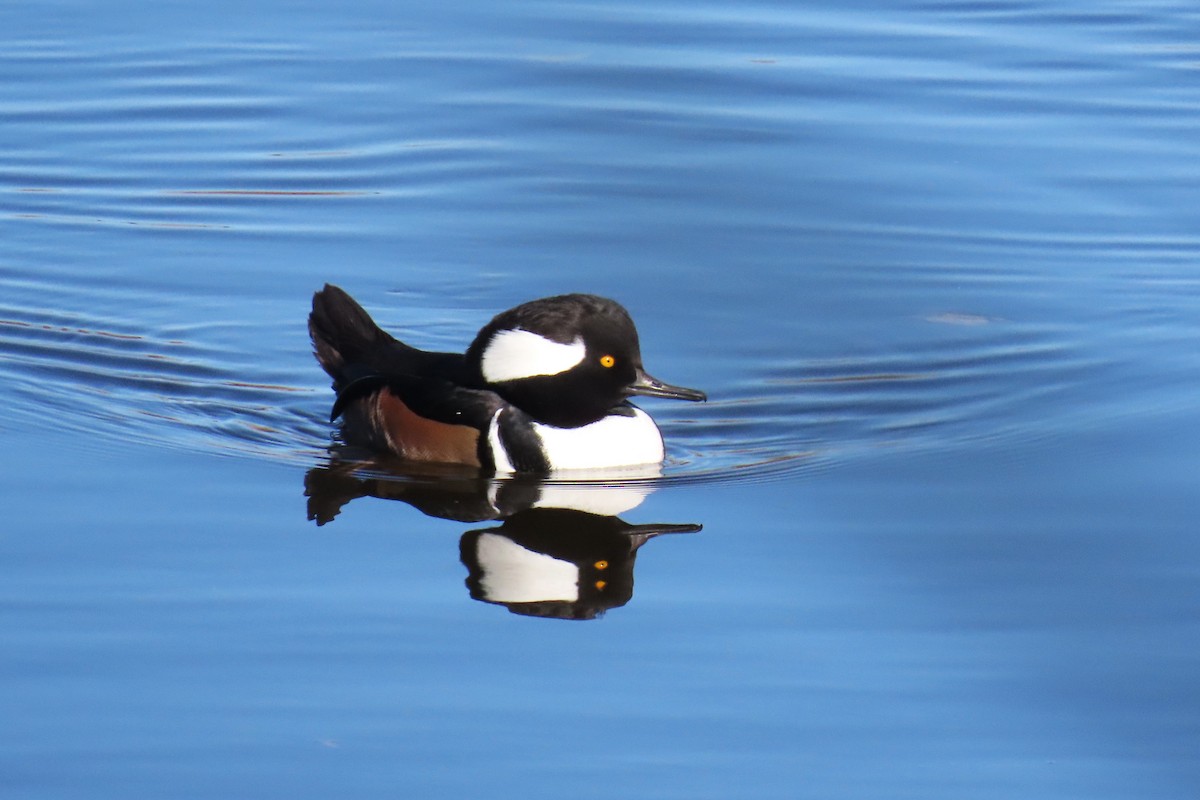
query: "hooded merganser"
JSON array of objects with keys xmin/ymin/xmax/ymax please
[
  {"xmin": 461, "ymin": 509, "xmax": 700, "ymax": 620},
  {"xmin": 309, "ymin": 284, "xmax": 706, "ymax": 473}
]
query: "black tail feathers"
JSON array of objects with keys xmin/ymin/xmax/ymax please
[{"xmin": 309, "ymin": 284, "xmax": 392, "ymax": 383}]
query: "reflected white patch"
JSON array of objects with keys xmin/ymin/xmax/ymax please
[
  {"xmin": 533, "ymin": 407, "xmax": 665, "ymax": 470},
  {"xmin": 533, "ymin": 483, "xmax": 653, "ymax": 516},
  {"xmin": 485, "ymin": 475, "xmax": 654, "ymax": 515},
  {"xmin": 475, "ymin": 533, "xmax": 580, "ymax": 603},
  {"xmin": 480, "ymin": 328, "xmax": 586, "ymax": 383}
]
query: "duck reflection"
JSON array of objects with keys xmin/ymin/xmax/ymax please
[
  {"xmin": 461, "ymin": 509, "xmax": 698, "ymax": 620},
  {"xmin": 304, "ymin": 456, "xmax": 700, "ymax": 620}
]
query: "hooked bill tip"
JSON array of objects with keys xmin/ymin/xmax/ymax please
[{"xmin": 629, "ymin": 369, "xmax": 706, "ymax": 402}]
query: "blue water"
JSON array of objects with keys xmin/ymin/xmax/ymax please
[{"xmin": 3, "ymin": 1, "xmax": 1200, "ymax": 797}]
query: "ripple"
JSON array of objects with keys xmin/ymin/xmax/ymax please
[
  {"xmin": 0, "ymin": 5, "xmax": 1184, "ymax": 489},
  {"xmin": 0, "ymin": 255, "xmax": 1105, "ymax": 489},
  {"xmin": 0, "ymin": 281, "xmax": 327, "ymax": 464},
  {"xmin": 653, "ymin": 315, "xmax": 1101, "ymax": 486}
]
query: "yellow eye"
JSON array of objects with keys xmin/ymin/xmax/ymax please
[
  {"xmin": 594, "ymin": 560, "xmax": 608, "ymax": 570},
  {"xmin": 599, "ymin": 355, "xmax": 615, "ymax": 368}
]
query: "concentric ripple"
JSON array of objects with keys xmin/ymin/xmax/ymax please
[{"xmin": 0, "ymin": 263, "xmax": 1098, "ymax": 488}]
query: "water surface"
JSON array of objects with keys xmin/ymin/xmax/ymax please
[{"xmin": 3, "ymin": 1, "xmax": 1199, "ymax": 798}]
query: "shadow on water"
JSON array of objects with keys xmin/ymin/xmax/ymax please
[{"xmin": 305, "ymin": 453, "xmax": 700, "ymax": 621}]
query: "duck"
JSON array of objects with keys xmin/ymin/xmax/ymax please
[{"xmin": 309, "ymin": 284, "xmax": 705, "ymax": 473}]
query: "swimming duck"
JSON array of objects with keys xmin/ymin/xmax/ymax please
[{"xmin": 309, "ymin": 284, "xmax": 704, "ymax": 472}]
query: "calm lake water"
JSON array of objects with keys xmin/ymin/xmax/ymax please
[{"xmin": 3, "ymin": 1, "xmax": 1199, "ymax": 797}]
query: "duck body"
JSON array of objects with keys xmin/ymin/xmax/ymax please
[{"xmin": 308, "ymin": 285, "xmax": 704, "ymax": 473}]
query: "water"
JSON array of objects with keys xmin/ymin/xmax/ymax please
[{"xmin": 3, "ymin": 1, "xmax": 1199, "ymax": 797}]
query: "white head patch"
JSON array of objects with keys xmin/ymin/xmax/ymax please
[
  {"xmin": 474, "ymin": 533, "xmax": 580, "ymax": 603},
  {"xmin": 480, "ymin": 328, "xmax": 586, "ymax": 384}
]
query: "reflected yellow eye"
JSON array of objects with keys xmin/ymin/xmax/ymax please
[
  {"xmin": 599, "ymin": 355, "xmax": 615, "ymax": 368},
  {"xmin": 595, "ymin": 580, "xmax": 607, "ymax": 590}
]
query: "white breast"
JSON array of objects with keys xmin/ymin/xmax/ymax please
[{"xmin": 531, "ymin": 406, "xmax": 665, "ymax": 471}]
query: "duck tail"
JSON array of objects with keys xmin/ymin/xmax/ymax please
[{"xmin": 308, "ymin": 284, "xmax": 393, "ymax": 383}]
